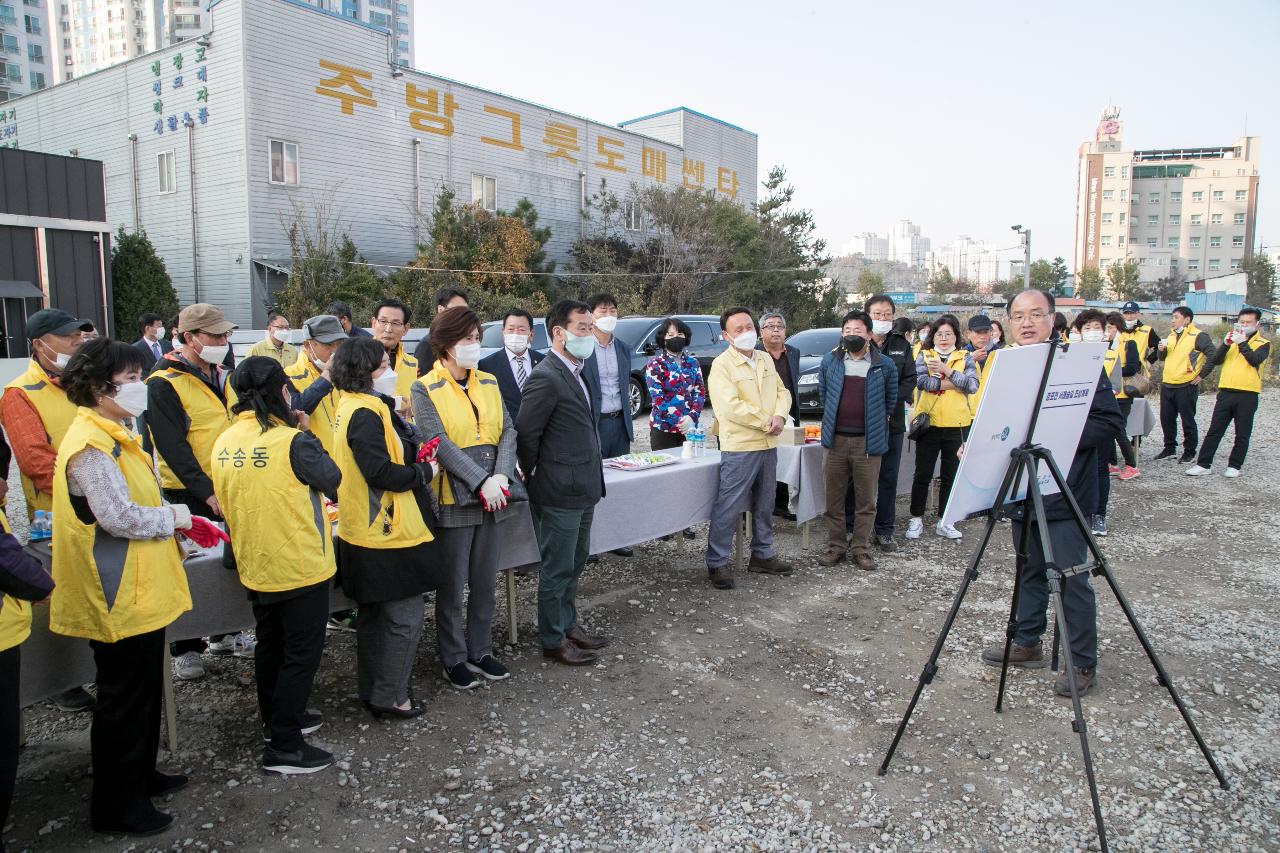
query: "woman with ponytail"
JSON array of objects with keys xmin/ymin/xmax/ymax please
[{"xmin": 211, "ymin": 356, "xmax": 341, "ymax": 775}]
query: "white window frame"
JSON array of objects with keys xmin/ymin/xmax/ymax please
[
  {"xmin": 1189, "ymin": 236, "xmax": 1201, "ymax": 248},
  {"xmin": 1235, "ymin": 190, "xmax": 1247, "ymax": 201},
  {"xmin": 1212, "ymin": 190, "xmax": 1224, "ymax": 201},
  {"xmin": 1190, "ymin": 214, "xmax": 1202, "ymax": 225},
  {"xmin": 1147, "ymin": 215, "xmax": 1159, "ymax": 226},
  {"xmin": 623, "ymin": 199, "xmax": 642, "ymax": 232},
  {"xmin": 1146, "ymin": 237, "xmax": 1157, "ymax": 248},
  {"xmin": 1208, "ymin": 259, "xmax": 1220, "ymax": 272},
  {"xmin": 1101, "ymin": 212, "xmax": 1112, "ymax": 224},
  {"xmin": 1209, "ymin": 236, "xmax": 1221, "ymax": 247},
  {"xmin": 1187, "ymin": 259, "xmax": 1200, "ymax": 271},
  {"xmin": 1232, "ymin": 236, "xmax": 1244, "ymax": 247},
  {"xmin": 1192, "ymin": 191, "xmax": 1203, "ymax": 202},
  {"xmin": 1170, "ymin": 191, "xmax": 1182, "ymax": 203},
  {"xmin": 1230, "ymin": 258, "xmax": 1242, "ymax": 270},
  {"xmin": 1102, "ymin": 189, "xmax": 1113, "ymax": 200},
  {"xmin": 157, "ymin": 149, "xmax": 176, "ymax": 194},
  {"xmin": 1149, "ymin": 192, "xmax": 1160, "ymax": 203},
  {"xmin": 1103, "ymin": 166, "xmax": 1115, "ymax": 177},
  {"xmin": 471, "ymin": 174, "xmax": 496, "ymax": 213},
  {"xmin": 1167, "ymin": 237, "xmax": 1179, "ymax": 248},
  {"xmin": 1169, "ymin": 214, "xmax": 1180, "ymax": 226},
  {"xmin": 1233, "ymin": 213, "xmax": 1245, "ymax": 224},
  {"xmin": 268, "ymin": 139, "xmax": 300, "ymax": 186},
  {"xmin": 1100, "ymin": 235, "xmax": 1112, "ymax": 246},
  {"xmin": 1211, "ymin": 213, "xmax": 1223, "ymax": 224}
]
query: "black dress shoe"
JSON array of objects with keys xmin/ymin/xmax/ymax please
[
  {"xmin": 682, "ymin": 528, "xmax": 697, "ymax": 540},
  {"xmin": 773, "ymin": 507, "xmax": 796, "ymax": 521},
  {"xmin": 566, "ymin": 624, "xmax": 609, "ymax": 650},
  {"xmin": 542, "ymin": 641, "xmax": 598, "ymax": 666},
  {"xmin": 93, "ymin": 807, "xmax": 174, "ymax": 837},
  {"xmin": 586, "ymin": 554, "xmax": 600, "ymax": 564},
  {"xmin": 1154, "ymin": 448, "xmax": 1177, "ymax": 460},
  {"xmin": 1178, "ymin": 451, "xmax": 1196, "ymax": 464},
  {"xmin": 610, "ymin": 546, "xmax": 634, "ymax": 557},
  {"xmin": 147, "ymin": 771, "xmax": 189, "ymax": 796},
  {"xmin": 367, "ymin": 701, "xmax": 425, "ymax": 720}
]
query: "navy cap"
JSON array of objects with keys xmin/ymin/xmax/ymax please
[
  {"xmin": 1121, "ymin": 301, "xmax": 1140, "ymax": 313},
  {"xmin": 967, "ymin": 315, "xmax": 992, "ymax": 332},
  {"xmin": 26, "ymin": 308, "xmax": 94, "ymax": 340}
]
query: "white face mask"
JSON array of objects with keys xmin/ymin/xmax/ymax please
[
  {"xmin": 731, "ymin": 330, "xmax": 757, "ymax": 352},
  {"xmin": 112, "ymin": 381, "xmax": 149, "ymax": 417},
  {"xmin": 1082, "ymin": 329, "xmax": 1104, "ymax": 343},
  {"xmin": 504, "ymin": 333, "xmax": 530, "ymax": 355},
  {"xmin": 1124, "ymin": 319, "xmax": 1137, "ymax": 330},
  {"xmin": 1068, "ymin": 331, "xmax": 1083, "ymax": 343},
  {"xmin": 172, "ymin": 338, "xmax": 184, "ymax": 353},
  {"xmin": 154, "ymin": 325, "xmax": 165, "ymax": 339},
  {"xmin": 372, "ymin": 367, "xmax": 399, "ymax": 397},
  {"xmin": 594, "ymin": 315, "xmax": 618, "ymax": 334},
  {"xmin": 51, "ymin": 350, "xmax": 72, "ymax": 370},
  {"xmin": 564, "ymin": 330, "xmax": 596, "ymax": 360},
  {"xmin": 453, "ymin": 341, "xmax": 482, "ymax": 369},
  {"xmin": 934, "ymin": 342, "xmax": 955, "ymax": 356},
  {"xmin": 273, "ymin": 328, "xmax": 293, "ymax": 344},
  {"xmin": 1237, "ymin": 325, "xmax": 1257, "ymax": 337},
  {"xmin": 197, "ymin": 344, "xmax": 229, "ymax": 365},
  {"xmin": 872, "ymin": 319, "xmax": 892, "ymax": 336}
]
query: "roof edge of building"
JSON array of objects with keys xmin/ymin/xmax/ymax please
[{"xmin": 619, "ymin": 106, "xmax": 756, "ymax": 137}]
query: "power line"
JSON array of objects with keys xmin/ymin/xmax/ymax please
[{"xmin": 256, "ymin": 259, "xmax": 825, "ymax": 278}]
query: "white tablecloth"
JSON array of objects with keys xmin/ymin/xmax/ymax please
[
  {"xmin": 588, "ymin": 452, "xmax": 723, "ymax": 552},
  {"xmin": 775, "ymin": 443, "xmax": 826, "ymax": 524}
]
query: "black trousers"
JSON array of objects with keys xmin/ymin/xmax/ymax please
[
  {"xmin": 90, "ymin": 628, "xmax": 165, "ymax": 828},
  {"xmin": 649, "ymin": 427, "xmax": 684, "ymax": 451},
  {"xmin": 253, "ymin": 582, "xmax": 329, "ymax": 752},
  {"xmin": 1112, "ymin": 398, "xmax": 1138, "ymax": 467},
  {"xmin": 910, "ymin": 427, "xmax": 964, "ymax": 519},
  {"xmin": 1159, "ymin": 383, "xmax": 1199, "ymax": 453},
  {"xmin": 1197, "ymin": 390, "xmax": 1259, "ymax": 470},
  {"xmin": 1, "ymin": 646, "xmax": 19, "ymax": 849}
]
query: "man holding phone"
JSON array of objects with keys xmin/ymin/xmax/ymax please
[{"xmin": 1185, "ymin": 307, "xmax": 1270, "ymax": 478}]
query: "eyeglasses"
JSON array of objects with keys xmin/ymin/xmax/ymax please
[
  {"xmin": 373, "ymin": 318, "xmax": 406, "ymax": 329},
  {"xmin": 761, "ymin": 324, "xmax": 785, "ymax": 331},
  {"xmin": 1008, "ymin": 310, "xmax": 1050, "ymax": 325}
]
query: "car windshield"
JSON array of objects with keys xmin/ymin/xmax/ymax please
[{"xmin": 787, "ymin": 328, "xmax": 841, "ymax": 357}]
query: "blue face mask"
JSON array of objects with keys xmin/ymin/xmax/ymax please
[{"xmin": 564, "ymin": 330, "xmax": 595, "ymax": 360}]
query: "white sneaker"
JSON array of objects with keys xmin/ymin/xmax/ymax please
[
  {"xmin": 208, "ymin": 632, "xmax": 256, "ymax": 658},
  {"xmin": 905, "ymin": 517, "xmax": 924, "ymax": 540},
  {"xmin": 174, "ymin": 651, "xmax": 205, "ymax": 681},
  {"xmin": 1223, "ymin": 467, "xmax": 1240, "ymax": 478},
  {"xmin": 936, "ymin": 523, "xmax": 963, "ymax": 540},
  {"xmin": 1184, "ymin": 464, "xmax": 1210, "ymax": 476}
]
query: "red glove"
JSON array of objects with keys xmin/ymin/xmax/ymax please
[
  {"xmin": 416, "ymin": 436, "xmax": 441, "ymax": 466},
  {"xmin": 182, "ymin": 516, "xmax": 230, "ymax": 549}
]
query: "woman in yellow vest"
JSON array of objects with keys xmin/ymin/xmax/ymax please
[
  {"xmin": 212, "ymin": 357, "xmax": 341, "ymax": 775},
  {"xmin": 1186, "ymin": 306, "xmax": 1271, "ymax": 478},
  {"xmin": 410, "ymin": 307, "xmax": 518, "ymax": 691},
  {"xmin": 1071, "ymin": 310, "xmax": 1135, "ymax": 538},
  {"xmin": 1103, "ymin": 311, "xmax": 1142, "ymax": 481},
  {"xmin": 906, "ymin": 316, "xmax": 979, "ymax": 541},
  {"xmin": 330, "ymin": 338, "xmax": 437, "ymax": 720},
  {"xmin": 0, "ymin": 474, "xmax": 55, "ymax": 844},
  {"xmin": 51, "ymin": 338, "xmax": 198, "ymax": 836},
  {"xmin": 286, "ymin": 314, "xmax": 348, "ymax": 458}
]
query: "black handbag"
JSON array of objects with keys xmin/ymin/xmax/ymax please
[
  {"xmin": 446, "ymin": 444, "xmax": 528, "ymax": 507},
  {"xmin": 907, "ymin": 410, "xmax": 931, "ymax": 441}
]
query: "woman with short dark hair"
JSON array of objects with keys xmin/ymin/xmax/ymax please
[
  {"xmin": 643, "ymin": 317, "xmax": 706, "ymax": 452},
  {"xmin": 330, "ymin": 338, "xmax": 437, "ymax": 719},
  {"xmin": 51, "ymin": 338, "xmax": 198, "ymax": 835},
  {"xmin": 411, "ymin": 306, "xmax": 518, "ymax": 690}
]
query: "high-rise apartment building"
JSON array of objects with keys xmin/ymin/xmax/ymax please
[
  {"xmin": 0, "ymin": 0, "xmax": 54, "ymax": 100},
  {"xmin": 927, "ymin": 235, "xmax": 1000, "ymax": 286},
  {"xmin": 843, "ymin": 231, "xmax": 890, "ymax": 261},
  {"xmin": 1074, "ymin": 106, "xmax": 1260, "ymax": 283},
  {"xmin": 889, "ymin": 219, "xmax": 930, "ymax": 268}
]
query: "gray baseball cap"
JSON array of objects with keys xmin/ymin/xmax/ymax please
[{"xmin": 303, "ymin": 314, "xmax": 348, "ymax": 344}]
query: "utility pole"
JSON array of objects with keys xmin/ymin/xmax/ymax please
[{"xmin": 1012, "ymin": 225, "xmax": 1031, "ymax": 290}]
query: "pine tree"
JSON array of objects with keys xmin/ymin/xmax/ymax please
[{"xmin": 110, "ymin": 229, "xmax": 178, "ymax": 340}]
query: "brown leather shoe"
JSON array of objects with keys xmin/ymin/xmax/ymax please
[
  {"xmin": 1054, "ymin": 666, "xmax": 1097, "ymax": 698},
  {"xmin": 748, "ymin": 555, "xmax": 794, "ymax": 576},
  {"xmin": 980, "ymin": 640, "xmax": 1046, "ymax": 669},
  {"xmin": 852, "ymin": 553, "xmax": 876, "ymax": 571},
  {"xmin": 566, "ymin": 624, "xmax": 609, "ymax": 650},
  {"xmin": 542, "ymin": 641, "xmax": 598, "ymax": 666},
  {"xmin": 817, "ymin": 549, "xmax": 845, "ymax": 567},
  {"xmin": 708, "ymin": 567, "xmax": 735, "ymax": 589}
]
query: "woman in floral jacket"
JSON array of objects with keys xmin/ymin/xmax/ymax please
[{"xmin": 643, "ymin": 317, "xmax": 706, "ymax": 451}]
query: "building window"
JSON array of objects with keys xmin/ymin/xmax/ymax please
[
  {"xmin": 1100, "ymin": 235, "xmax": 1112, "ymax": 247},
  {"xmin": 623, "ymin": 200, "xmax": 642, "ymax": 232},
  {"xmin": 4, "ymin": 62, "xmax": 20, "ymax": 82},
  {"xmin": 1139, "ymin": 257, "xmax": 1149, "ymax": 265},
  {"xmin": 471, "ymin": 174, "xmax": 496, "ymax": 212},
  {"xmin": 1102, "ymin": 189, "xmax": 1113, "ymax": 200},
  {"xmin": 1100, "ymin": 258, "xmax": 1111, "ymax": 268},
  {"xmin": 1118, "ymin": 212, "xmax": 1126, "ymax": 224},
  {"xmin": 1233, "ymin": 212, "xmax": 1245, "ymax": 224},
  {"xmin": 1167, "ymin": 237, "xmax": 1179, "ymax": 248},
  {"xmin": 1212, "ymin": 190, "xmax": 1223, "ymax": 201},
  {"xmin": 1101, "ymin": 212, "xmax": 1112, "ymax": 224},
  {"xmin": 1146, "ymin": 237, "xmax": 1157, "ymax": 248},
  {"xmin": 2, "ymin": 34, "xmax": 18, "ymax": 54},
  {"xmin": 1234, "ymin": 189, "xmax": 1247, "ymax": 201},
  {"xmin": 368, "ymin": 9, "xmax": 389, "ymax": 26},
  {"xmin": 1232, "ymin": 236, "xmax": 1244, "ymax": 247},
  {"xmin": 23, "ymin": 12, "xmax": 38, "ymax": 32},
  {"xmin": 29, "ymin": 70, "xmax": 44, "ymax": 89},
  {"xmin": 1131, "ymin": 192, "xmax": 1140, "ymax": 203},
  {"xmin": 1230, "ymin": 258, "xmax": 1242, "ymax": 270},
  {"xmin": 1208, "ymin": 259, "xmax": 1220, "ymax": 272},
  {"xmin": 27, "ymin": 44, "xmax": 43, "ymax": 63},
  {"xmin": 1118, "ymin": 236, "xmax": 1125, "ymax": 246},
  {"xmin": 1209, "ymin": 236, "xmax": 1221, "ymax": 248},
  {"xmin": 157, "ymin": 150, "xmax": 176, "ymax": 194},
  {"xmin": 1211, "ymin": 213, "xmax": 1223, "ymax": 224},
  {"xmin": 1190, "ymin": 214, "xmax": 1202, "ymax": 225},
  {"xmin": 1170, "ymin": 191, "xmax": 1181, "ymax": 203},
  {"xmin": 268, "ymin": 139, "xmax": 300, "ymax": 185},
  {"xmin": 1189, "ymin": 236, "xmax": 1201, "ymax": 248},
  {"xmin": 1169, "ymin": 214, "xmax": 1181, "ymax": 226},
  {"xmin": 1192, "ymin": 191, "xmax": 1203, "ymax": 202},
  {"xmin": 1149, "ymin": 192, "xmax": 1160, "ymax": 203},
  {"xmin": 1103, "ymin": 166, "xmax": 1115, "ymax": 177},
  {"xmin": 1187, "ymin": 259, "xmax": 1200, "ymax": 271},
  {"xmin": 1146, "ymin": 215, "xmax": 1158, "ymax": 226}
]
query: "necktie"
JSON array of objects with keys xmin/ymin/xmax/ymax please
[
  {"xmin": 514, "ymin": 355, "xmax": 527, "ymax": 389},
  {"xmin": 152, "ymin": 341, "xmax": 162, "ymax": 360}
]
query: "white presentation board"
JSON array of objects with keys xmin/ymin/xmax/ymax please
[{"xmin": 941, "ymin": 342, "xmax": 1105, "ymax": 526}]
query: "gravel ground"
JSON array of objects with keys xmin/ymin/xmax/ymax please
[{"xmin": 7, "ymin": 391, "xmax": 1279, "ymax": 852}]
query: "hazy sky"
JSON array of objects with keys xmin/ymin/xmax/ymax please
[{"xmin": 414, "ymin": 0, "xmax": 1278, "ymax": 272}]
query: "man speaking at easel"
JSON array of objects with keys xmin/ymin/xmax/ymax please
[{"xmin": 980, "ymin": 290, "xmax": 1125, "ymax": 698}]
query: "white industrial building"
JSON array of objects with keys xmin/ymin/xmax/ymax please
[
  {"xmin": 1074, "ymin": 106, "xmax": 1260, "ymax": 284},
  {"xmin": 927, "ymin": 235, "xmax": 1000, "ymax": 286},
  {"xmin": 8, "ymin": 0, "xmax": 757, "ymax": 327}
]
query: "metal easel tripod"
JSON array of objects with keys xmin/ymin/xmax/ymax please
[{"xmin": 876, "ymin": 340, "xmax": 1229, "ymax": 853}]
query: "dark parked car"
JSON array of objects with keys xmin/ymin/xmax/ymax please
[{"xmin": 788, "ymin": 327, "xmax": 841, "ymax": 414}]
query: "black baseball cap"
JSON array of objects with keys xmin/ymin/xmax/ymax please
[
  {"xmin": 967, "ymin": 315, "xmax": 993, "ymax": 332},
  {"xmin": 27, "ymin": 308, "xmax": 94, "ymax": 340},
  {"xmin": 1121, "ymin": 301, "xmax": 1141, "ymax": 313}
]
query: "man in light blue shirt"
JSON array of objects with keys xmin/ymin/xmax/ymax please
[{"xmin": 584, "ymin": 293, "xmax": 636, "ymax": 558}]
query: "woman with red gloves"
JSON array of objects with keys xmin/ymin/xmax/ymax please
[
  {"xmin": 212, "ymin": 357, "xmax": 341, "ymax": 775},
  {"xmin": 411, "ymin": 306, "xmax": 520, "ymax": 691},
  {"xmin": 50, "ymin": 338, "xmax": 210, "ymax": 837}
]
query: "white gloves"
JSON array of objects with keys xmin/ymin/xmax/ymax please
[
  {"xmin": 677, "ymin": 416, "xmax": 695, "ymax": 435},
  {"xmin": 479, "ymin": 476, "xmax": 508, "ymax": 512}
]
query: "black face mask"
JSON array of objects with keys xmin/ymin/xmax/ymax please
[
  {"xmin": 664, "ymin": 336, "xmax": 687, "ymax": 353},
  {"xmin": 842, "ymin": 334, "xmax": 867, "ymax": 355}
]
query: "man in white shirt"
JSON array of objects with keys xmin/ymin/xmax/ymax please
[
  {"xmin": 479, "ymin": 308, "xmax": 545, "ymax": 422},
  {"xmin": 584, "ymin": 294, "xmax": 636, "ymax": 559},
  {"xmin": 132, "ymin": 312, "xmax": 173, "ymax": 373}
]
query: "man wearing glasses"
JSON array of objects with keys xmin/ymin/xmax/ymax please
[
  {"xmin": 759, "ymin": 312, "xmax": 800, "ymax": 521},
  {"xmin": 370, "ymin": 299, "xmax": 418, "ymax": 411},
  {"xmin": 248, "ymin": 311, "xmax": 298, "ymax": 367}
]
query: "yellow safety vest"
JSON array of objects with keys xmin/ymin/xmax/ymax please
[
  {"xmin": 417, "ymin": 364, "xmax": 504, "ymax": 506},
  {"xmin": 917, "ymin": 349, "xmax": 975, "ymax": 428},
  {"xmin": 211, "ymin": 413, "xmax": 337, "ymax": 592},
  {"xmin": 1119, "ymin": 323, "xmax": 1156, "ymax": 378},
  {"xmin": 333, "ymin": 394, "xmax": 432, "ymax": 550},
  {"xmin": 286, "ymin": 353, "xmax": 341, "ymax": 458},
  {"xmin": 1218, "ymin": 332, "xmax": 1270, "ymax": 393},
  {"xmin": 0, "ymin": 510, "xmax": 34, "ymax": 652},
  {"xmin": 971, "ymin": 347, "xmax": 1000, "ymax": 411},
  {"xmin": 1102, "ymin": 345, "xmax": 1128, "ymax": 400},
  {"xmin": 50, "ymin": 408, "xmax": 190, "ymax": 643},
  {"xmin": 1161, "ymin": 324, "xmax": 1204, "ymax": 386},
  {"xmin": 147, "ymin": 366, "xmax": 236, "ymax": 491},
  {"xmin": 392, "ymin": 345, "xmax": 419, "ymax": 403},
  {"xmin": 3, "ymin": 360, "xmax": 77, "ymax": 519}
]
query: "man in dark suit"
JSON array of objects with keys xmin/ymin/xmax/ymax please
[
  {"xmin": 132, "ymin": 312, "xmax": 172, "ymax": 373},
  {"xmin": 478, "ymin": 307, "xmax": 544, "ymax": 423},
  {"xmin": 515, "ymin": 299, "xmax": 608, "ymax": 667},
  {"xmin": 760, "ymin": 311, "xmax": 801, "ymax": 520}
]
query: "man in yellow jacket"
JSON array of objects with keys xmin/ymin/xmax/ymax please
[
  {"xmin": 1186, "ymin": 306, "xmax": 1271, "ymax": 478},
  {"xmin": 1154, "ymin": 305, "xmax": 1216, "ymax": 462},
  {"xmin": 704, "ymin": 308, "xmax": 794, "ymax": 590}
]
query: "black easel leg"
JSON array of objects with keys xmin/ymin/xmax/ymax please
[{"xmin": 995, "ymin": 513, "xmax": 1034, "ymax": 713}]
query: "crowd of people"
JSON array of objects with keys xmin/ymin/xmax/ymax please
[{"xmin": 0, "ymin": 285, "xmax": 1270, "ymax": 841}]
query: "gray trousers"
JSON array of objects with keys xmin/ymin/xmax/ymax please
[
  {"xmin": 356, "ymin": 595, "xmax": 424, "ymax": 707},
  {"xmin": 705, "ymin": 449, "xmax": 777, "ymax": 570},
  {"xmin": 433, "ymin": 520, "xmax": 501, "ymax": 668}
]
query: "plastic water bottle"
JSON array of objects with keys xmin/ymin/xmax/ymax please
[
  {"xmin": 690, "ymin": 427, "xmax": 705, "ymax": 458},
  {"xmin": 31, "ymin": 510, "xmax": 51, "ymax": 541}
]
